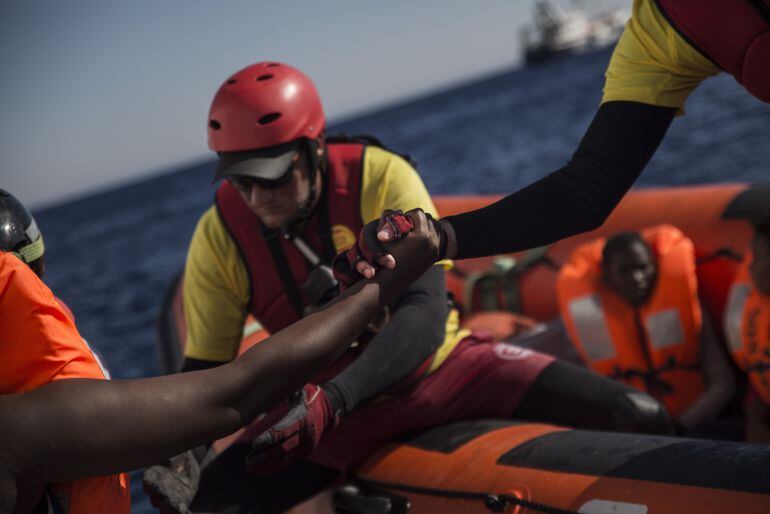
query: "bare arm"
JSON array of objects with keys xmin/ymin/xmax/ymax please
[
  {"xmin": 677, "ymin": 308, "xmax": 736, "ymax": 430},
  {"xmin": 1, "ymin": 279, "xmax": 383, "ymax": 483},
  {"xmin": 0, "ymin": 212, "xmax": 441, "ymax": 485}
]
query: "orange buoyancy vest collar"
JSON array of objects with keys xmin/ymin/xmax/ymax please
[
  {"xmin": 724, "ymin": 255, "xmax": 770, "ymax": 405},
  {"xmin": 654, "ymin": 0, "xmax": 770, "ymax": 102},
  {"xmin": 47, "ymin": 474, "xmax": 130, "ymax": 514},
  {"xmin": 216, "ymin": 141, "xmax": 364, "ymax": 335},
  {"xmin": 0, "ymin": 252, "xmax": 130, "ymax": 514},
  {"xmin": 557, "ymin": 225, "xmax": 704, "ymax": 417}
]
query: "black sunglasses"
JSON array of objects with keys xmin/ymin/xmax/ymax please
[{"xmin": 227, "ymin": 166, "xmax": 295, "ymax": 192}]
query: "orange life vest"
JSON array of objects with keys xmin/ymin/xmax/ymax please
[
  {"xmin": 723, "ymin": 254, "xmax": 770, "ymax": 405},
  {"xmin": 0, "ymin": 252, "xmax": 130, "ymax": 514},
  {"xmin": 55, "ymin": 296, "xmax": 76, "ymax": 322},
  {"xmin": 557, "ymin": 225, "xmax": 704, "ymax": 417}
]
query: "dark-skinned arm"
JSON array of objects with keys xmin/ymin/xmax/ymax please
[
  {"xmin": 0, "ymin": 211, "xmax": 441, "ymax": 488},
  {"xmin": 324, "ymin": 265, "xmax": 448, "ymax": 414},
  {"xmin": 678, "ymin": 307, "xmax": 736, "ymax": 430},
  {"xmin": 745, "ymin": 389, "xmax": 770, "ymax": 444},
  {"xmin": 443, "ymin": 101, "xmax": 677, "ymax": 259}
]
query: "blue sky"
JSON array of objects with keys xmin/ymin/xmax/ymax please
[{"xmin": 0, "ymin": 1, "xmax": 623, "ymax": 208}]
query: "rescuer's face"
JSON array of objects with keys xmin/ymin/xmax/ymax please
[
  {"xmin": 750, "ymin": 233, "xmax": 770, "ymax": 295},
  {"xmin": 236, "ymin": 153, "xmax": 314, "ymax": 230},
  {"xmin": 603, "ymin": 241, "xmax": 658, "ymax": 307}
]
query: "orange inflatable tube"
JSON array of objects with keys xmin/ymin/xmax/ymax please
[
  {"xmin": 345, "ymin": 420, "xmax": 770, "ymax": 514},
  {"xmin": 438, "ymin": 183, "xmax": 761, "ymax": 330}
]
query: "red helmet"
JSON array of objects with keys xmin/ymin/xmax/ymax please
[{"xmin": 208, "ymin": 62, "xmax": 325, "ymax": 152}]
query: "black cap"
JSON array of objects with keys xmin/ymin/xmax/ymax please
[{"xmin": 213, "ymin": 140, "xmax": 302, "ymax": 183}]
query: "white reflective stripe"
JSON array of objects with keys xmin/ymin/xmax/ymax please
[
  {"xmin": 568, "ymin": 294, "xmax": 617, "ymax": 361},
  {"xmin": 645, "ymin": 308, "xmax": 685, "ymax": 350},
  {"xmin": 81, "ymin": 337, "xmax": 111, "ymax": 379},
  {"xmin": 724, "ymin": 283, "xmax": 751, "ymax": 353},
  {"xmin": 579, "ymin": 499, "xmax": 648, "ymax": 514},
  {"xmin": 242, "ymin": 319, "xmax": 264, "ymax": 338},
  {"xmin": 25, "ymin": 217, "xmax": 41, "ymax": 242}
]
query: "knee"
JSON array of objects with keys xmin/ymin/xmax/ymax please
[{"xmin": 612, "ymin": 391, "xmax": 674, "ymax": 435}]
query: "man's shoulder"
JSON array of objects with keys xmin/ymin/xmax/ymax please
[
  {"xmin": 191, "ymin": 205, "xmax": 230, "ymax": 248},
  {"xmin": 361, "ymin": 145, "xmax": 420, "ymax": 189},
  {"xmin": 363, "ymin": 145, "xmax": 413, "ymax": 169},
  {"xmin": 187, "ymin": 204, "xmax": 243, "ymax": 274},
  {"xmin": 196, "ymin": 204, "xmax": 224, "ymax": 230}
]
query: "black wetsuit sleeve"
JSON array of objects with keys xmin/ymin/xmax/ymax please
[
  {"xmin": 323, "ymin": 265, "xmax": 448, "ymax": 414},
  {"xmin": 444, "ymin": 101, "xmax": 677, "ymax": 259}
]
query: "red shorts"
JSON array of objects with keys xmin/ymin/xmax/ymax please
[{"xmin": 309, "ymin": 333, "xmax": 555, "ymax": 471}]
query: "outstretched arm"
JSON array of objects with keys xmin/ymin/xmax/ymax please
[
  {"xmin": 444, "ymin": 101, "xmax": 676, "ymax": 258},
  {"xmin": 359, "ymin": 101, "xmax": 676, "ymax": 278},
  {"xmin": 0, "ymin": 212, "xmax": 441, "ymax": 487}
]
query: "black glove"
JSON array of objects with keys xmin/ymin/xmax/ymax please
[{"xmin": 332, "ymin": 212, "xmax": 415, "ymax": 290}]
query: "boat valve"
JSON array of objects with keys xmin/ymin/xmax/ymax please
[{"xmin": 484, "ymin": 494, "xmax": 508, "ymax": 512}]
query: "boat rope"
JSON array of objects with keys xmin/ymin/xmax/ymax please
[
  {"xmin": 486, "ymin": 493, "xmax": 582, "ymax": 514},
  {"xmin": 351, "ymin": 478, "xmax": 582, "ymax": 514}
]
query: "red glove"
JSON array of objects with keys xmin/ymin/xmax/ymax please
[
  {"xmin": 245, "ymin": 384, "xmax": 338, "ymax": 475},
  {"xmin": 332, "ymin": 213, "xmax": 414, "ymax": 291}
]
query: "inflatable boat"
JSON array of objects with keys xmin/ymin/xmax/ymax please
[
  {"xmin": 156, "ymin": 183, "xmax": 770, "ymax": 513},
  {"xmin": 340, "ymin": 419, "xmax": 770, "ymax": 514}
]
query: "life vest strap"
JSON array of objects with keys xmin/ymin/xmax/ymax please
[
  {"xmin": 610, "ymin": 357, "xmax": 701, "ymax": 397},
  {"xmin": 263, "ymin": 227, "xmax": 305, "ymax": 318}
]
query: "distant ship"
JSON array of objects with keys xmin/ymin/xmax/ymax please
[{"xmin": 520, "ymin": 0, "xmax": 629, "ymax": 65}]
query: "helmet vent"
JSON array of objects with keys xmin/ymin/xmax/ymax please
[
  {"xmin": 258, "ymin": 113, "xmax": 281, "ymax": 125},
  {"xmin": 266, "ymin": 63, "xmax": 281, "ymax": 67},
  {"xmin": 209, "ymin": 120, "xmax": 222, "ymax": 130},
  {"xmin": 256, "ymin": 74, "xmax": 274, "ymax": 81},
  {"xmin": 226, "ymin": 79, "xmax": 237, "ymax": 85}
]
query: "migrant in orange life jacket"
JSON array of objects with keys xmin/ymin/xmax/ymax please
[
  {"xmin": 0, "ymin": 252, "xmax": 130, "ymax": 514},
  {"xmin": 557, "ymin": 225, "xmax": 704, "ymax": 417},
  {"xmin": 724, "ymin": 254, "xmax": 770, "ymax": 406}
]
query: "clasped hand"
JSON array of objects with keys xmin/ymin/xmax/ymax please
[{"xmin": 332, "ymin": 208, "xmax": 446, "ymax": 289}]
